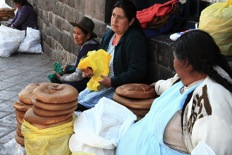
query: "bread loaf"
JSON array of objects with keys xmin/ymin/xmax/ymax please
[
  {"xmin": 33, "ymin": 83, "xmax": 78, "ymax": 104},
  {"xmin": 113, "ymin": 93, "xmax": 154, "ymax": 109},
  {"xmin": 116, "ymin": 83, "xmax": 156, "ymax": 99}
]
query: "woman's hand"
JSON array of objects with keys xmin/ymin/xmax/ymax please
[
  {"xmin": 54, "ymin": 71, "xmax": 61, "ymax": 80},
  {"xmin": 82, "ymin": 67, "xmax": 94, "ymax": 78},
  {"xmin": 98, "ymin": 75, "xmax": 112, "ymax": 88},
  {"xmin": 62, "ymin": 65, "xmax": 68, "ymax": 74},
  {"xmin": 150, "ymin": 82, "xmax": 156, "ymax": 88}
]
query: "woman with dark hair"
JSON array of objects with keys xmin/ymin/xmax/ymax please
[
  {"xmin": 116, "ymin": 30, "xmax": 232, "ymax": 155},
  {"xmin": 8, "ymin": 0, "xmax": 37, "ymax": 30},
  {"xmin": 54, "ymin": 16, "xmax": 99, "ymax": 93},
  {"xmin": 76, "ymin": 0, "xmax": 148, "ymax": 111}
]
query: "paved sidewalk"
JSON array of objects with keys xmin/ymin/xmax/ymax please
[{"xmin": 0, "ymin": 53, "xmax": 54, "ymax": 154}]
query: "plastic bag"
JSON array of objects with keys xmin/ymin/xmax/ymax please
[
  {"xmin": 69, "ymin": 97, "xmax": 137, "ymax": 155},
  {"xmin": 48, "ymin": 62, "xmax": 63, "ymax": 83},
  {"xmin": 199, "ymin": 0, "xmax": 232, "ymax": 56},
  {"xmin": 21, "ymin": 116, "xmax": 75, "ymax": 155},
  {"xmin": 18, "ymin": 27, "xmax": 43, "ymax": 53},
  {"xmin": 0, "ymin": 25, "xmax": 25, "ymax": 57},
  {"xmin": 78, "ymin": 49, "xmax": 112, "ymax": 91}
]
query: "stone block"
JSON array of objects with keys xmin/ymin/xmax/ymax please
[
  {"xmin": 42, "ymin": 41, "xmax": 52, "ymax": 58},
  {"xmin": 147, "ymin": 60, "xmax": 159, "ymax": 83},
  {"xmin": 56, "ymin": 2, "xmax": 64, "ymax": 17},
  {"xmin": 148, "ymin": 35, "xmax": 175, "ymax": 80},
  {"xmin": 74, "ymin": 0, "xmax": 85, "ymax": 13},
  {"xmin": 63, "ymin": 4, "xmax": 72, "ymax": 22},
  {"xmin": 54, "ymin": 15, "xmax": 62, "ymax": 30},
  {"xmin": 85, "ymin": 0, "xmax": 105, "ymax": 21},
  {"xmin": 94, "ymin": 19, "xmax": 107, "ymax": 38}
]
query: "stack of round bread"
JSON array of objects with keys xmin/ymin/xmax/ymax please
[
  {"xmin": 0, "ymin": 8, "xmax": 15, "ymax": 21},
  {"xmin": 113, "ymin": 83, "xmax": 156, "ymax": 120},
  {"xmin": 13, "ymin": 83, "xmax": 40, "ymax": 146},
  {"xmin": 24, "ymin": 83, "xmax": 78, "ymax": 130}
]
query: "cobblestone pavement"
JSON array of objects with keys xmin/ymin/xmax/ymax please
[{"xmin": 0, "ymin": 53, "xmax": 54, "ymax": 154}]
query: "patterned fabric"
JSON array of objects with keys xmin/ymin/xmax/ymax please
[
  {"xmin": 183, "ymin": 67, "xmax": 232, "ymax": 155},
  {"xmin": 78, "ymin": 35, "xmax": 115, "ymax": 108}
]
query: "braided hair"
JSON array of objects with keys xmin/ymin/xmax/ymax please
[
  {"xmin": 175, "ymin": 30, "xmax": 232, "ymax": 130},
  {"xmin": 174, "ymin": 29, "xmax": 232, "ymax": 92}
]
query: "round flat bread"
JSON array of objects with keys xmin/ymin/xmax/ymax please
[
  {"xmin": 32, "ymin": 104, "xmax": 77, "ymax": 117},
  {"xmin": 16, "ymin": 119, "xmax": 22, "ymax": 127},
  {"xmin": 15, "ymin": 109, "xmax": 26, "ymax": 118},
  {"xmin": 30, "ymin": 116, "xmax": 73, "ymax": 129},
  {"xmin": 24, "ymin": 108, "xmax": 73, "ymax": 125},
  {"xmin": 18, "ymin": 83, "xmax": 40, "ymax": 104},
  {"xmin": 17, "ymin": 122, "xmax": 22, "ymax": 130},
  {"xmin": 33, "ymin": 83, "xmax": 78, "ymax": 104},
  {"xmin": 31, "ymin": 95, "xmax": 78, "ymax": 111},
  {"xmin": 116, "ymin": 83, "xmax": 156, "ymax": 99},
  {"xmin": 113, "ymin": 93, "xmax": 154, "ymax": 109},
  {"xmin": 16, "ymin": 115, "xmax": 24, "ymax": 124},
  {"xmin": 13, "ymin": 100, "xmax": 32, "ymax": 112},
  {"xmin": 16, "ymin": 127, "xmax": 24, "ymax": 137},
  {"xmin": 15, "ymin": 134, "xmax": 24, "ymax": 146}
]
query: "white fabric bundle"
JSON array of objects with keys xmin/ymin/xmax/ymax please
[{"xmin": 0, "ymin": 25, "xmax": 25, "ymax": 57}]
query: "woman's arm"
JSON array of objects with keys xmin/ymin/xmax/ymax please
[
  {"xmin": 8, "ymin": 11, "xmax": 18, "ymax": 27},
  {"xmin": 10, "ymin": 5, "xmax": 30, "ymax": 28},
  {"xmin": 60, "ymin": 68, "xmax": 84, "ymax": 82},
  {"xmin": 152, "ymin": 74, "xmax": 180, "ymax": 95}
]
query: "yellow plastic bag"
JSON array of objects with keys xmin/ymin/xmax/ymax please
[
  {"xmin": 199, "ymin": 0, "xmax": 232, "ymax": 56},
  {"xmin": 21, "ymin": 116, "xmax": 75, "ymax": 155},
  {"xmin": 78, "ymin": 49, "xmax": 112, "ymax": 91}
]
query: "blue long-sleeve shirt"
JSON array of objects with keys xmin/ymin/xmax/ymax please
[
  {"xmin": 99, "ymin": 28, "xmax": 148, "ymax": 87},
  {"xmin": 9, "ymin": 4, "xmax": 37, "ymax": 30}
]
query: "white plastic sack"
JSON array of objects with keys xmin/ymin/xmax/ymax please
[
  {"xmin": 18, "ymin": 27, "xmax": 43, "ymax": 54},
  {"xmin": 0, "ymin": 25, "xmax": 25, "ymax": 57},
  {"xmin": 69, "ymin": 97, "xmax": 137, "ymax": 155}
]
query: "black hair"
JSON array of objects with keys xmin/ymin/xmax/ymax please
[
  {"xmin": 173, "ymin": 29, "xmax": 232, "ymax": 92},
  {"xmin": 175, "ymin": 30, "xmax": 232, "ymax": 131},
  {"xmin": 112, "ymin": 0, "xmax": 144, "ymax": 36},
  {"xmin": 13, "ymin": 0, "xmax": 32, "ymax": 7}
]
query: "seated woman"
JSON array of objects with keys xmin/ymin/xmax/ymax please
[
  {"xmin": 76, "ymin": 0, "xmax": 148, "ymax": 111},
  {"xmin": 54, "ymin": 16, "xmax": 99, "ymax": 93},
  {"xmin": 8, "ymin": 0, "xmax": 38, "ymax": 30},
  {"xmin": 116, "ymin": 30, "xmax": 232, "ymax": 155}
]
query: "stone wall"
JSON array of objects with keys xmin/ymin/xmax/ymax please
[
  {"xmin": 5, "ymin": 0, "xmax": 232, "ymax": 87},
  {"xmin": 6, "ymin": 0, "xmax": 109, "ymax": 65},
  {"xmin": 6, "ymin": 0, "xmax": 176, "ymax": 82}
]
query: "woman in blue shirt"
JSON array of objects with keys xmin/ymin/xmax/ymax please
[{"xmin": 8, "ymin": 0, "xmax": 37, "ymax": 30}]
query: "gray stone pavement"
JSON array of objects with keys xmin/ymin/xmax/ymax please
[{"xmin": 0, "ymin": 53, "xmax": 54, "ymax": 154}]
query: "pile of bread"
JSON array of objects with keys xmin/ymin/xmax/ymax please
[
  {"xmin": 13, "ymin": 82, "xmax": 78, "ymax": 145},
  {"xmin": 113, "ymin": 83, "xmax": 156, "ymax": 120},
  {"xmin": 0, "ymin": 8, "xmax": 15, "ymax": 21}
]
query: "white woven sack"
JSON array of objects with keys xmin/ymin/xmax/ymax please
[
  {"xmin": 0, "ymin": 25, "xmax": 25, "ymax": 57},
  {"xmin": 18, "ymin": 27, "xmax": 43, "ymax": 54}
]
